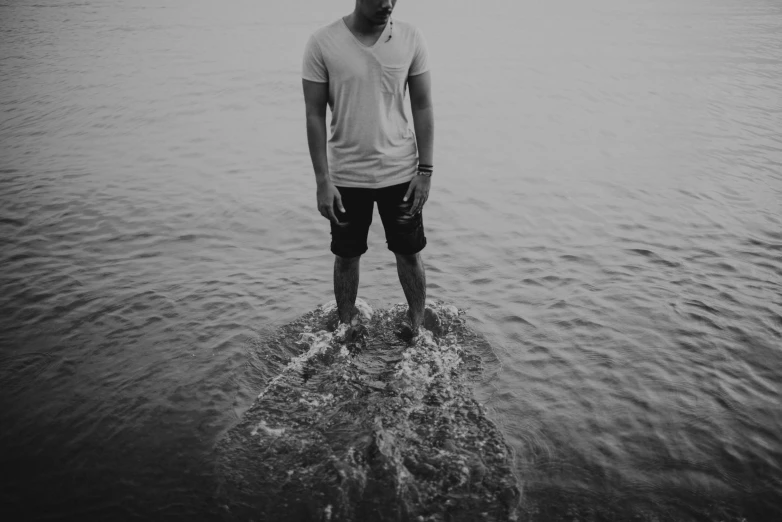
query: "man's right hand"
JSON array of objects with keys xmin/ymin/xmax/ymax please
[{"xmin": 316, "ymin": 180, "xmax": 347, "ymax": 227}]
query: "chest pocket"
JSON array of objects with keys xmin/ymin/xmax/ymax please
[{"xmin": 381, "ymin": 64, "xmax": 408, "ymax": 96}]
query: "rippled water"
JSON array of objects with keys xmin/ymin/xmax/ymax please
[{"xmin": 1, "ymin": 0, "xmax": 781, "ymax": 520}]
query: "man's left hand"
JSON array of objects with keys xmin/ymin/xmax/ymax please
[{"xmin": 403, "ymin": 175, "xmax": 431, "ymax": 215}]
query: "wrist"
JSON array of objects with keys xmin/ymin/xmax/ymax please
[{"xmin": 416, "ymin": 164, "xmax": 433, "ymax": 177}]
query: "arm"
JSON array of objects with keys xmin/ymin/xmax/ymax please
[
  {"xmin": 303, "ymin": 79, "xmax": 329, "ymax": 184},
  {"xmin": 303, "ymin": 79, "xmax": 345, "ymax": 225},
  {"xmin": 405, "ymin": 71, "xmax": 434, "ymax": 214},
  {"xmin": 408, "ymin": 71, "xmax": 434, "ymax": 167}
]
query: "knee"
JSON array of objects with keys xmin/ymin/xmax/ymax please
[
  {"xmin": 335, "ymin": 254, "xmax": 361, "ymax": 270},
  {"xmin": 394, "ymin": 252, "xmax": 421, "ymax": 267}
]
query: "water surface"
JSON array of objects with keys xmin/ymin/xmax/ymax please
[{"xmin": 1, "ymin": 0, "xmax": 781, "ymax": 520}]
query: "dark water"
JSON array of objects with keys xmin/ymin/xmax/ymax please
[{"xmin": 1, "ymin": 0, "xmax": 781, "ymax": 520}]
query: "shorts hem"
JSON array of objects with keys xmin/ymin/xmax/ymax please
[
  {"xmin": 330, "ymin": 244, "xmax": 368, "ymax": 259},
  {"xmin": 387, "ymin": 237, "xmax": 427, "ymax": 256}
]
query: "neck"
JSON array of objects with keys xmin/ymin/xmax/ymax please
[{"xmin": 346, "ymin": 11, "xmax": 386, "ymax": 35}]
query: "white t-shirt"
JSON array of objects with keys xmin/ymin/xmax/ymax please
[{"xmin": 302, "ymin": 18, "xmax": 430, "ymax": 188}]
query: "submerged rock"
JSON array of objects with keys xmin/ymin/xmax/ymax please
[{"xmin": 215, "ymin": 300, "xmax": 520, "ymax": 521}]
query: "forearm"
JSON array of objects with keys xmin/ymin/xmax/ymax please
[
  {"xmin": 411, "ymin": 106, "xmax": 434, "ymax": 166},
  {"xmin": 305, "ymin": 113, "xmax": 330, "ymax": 184}
]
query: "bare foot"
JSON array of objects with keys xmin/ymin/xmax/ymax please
[{"xmin": 423, "ymin": 307, "xmax": 443, "ymax": 337}]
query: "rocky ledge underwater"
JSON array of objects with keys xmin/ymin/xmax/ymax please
[{"xmin": 215, "ymin": 299, "xmax": 521, "ymax": 521}]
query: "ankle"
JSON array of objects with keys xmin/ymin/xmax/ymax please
[
  {"xmin": 338, "ymin": 304, "xmax": 360, "ymax": 325},
  {"xmin": 406, "ymin": 308, "xmax": 424, "ymax": 329}
]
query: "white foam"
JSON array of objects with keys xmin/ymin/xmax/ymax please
[
  {"xmin": 256, "ymin": 326, "xmax": 346, "ymax": 400},
  {"xmin": 353, "ymin": 297, "xmax": 373, "ymax": 321},
  {"xmin": 250, "ymin": 419, "xmax": 285, "ymax": 438}
]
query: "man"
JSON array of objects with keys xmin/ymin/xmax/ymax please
[{"xmin": 302, "ymin": 0, "xmax": 437, "ymax": 337}]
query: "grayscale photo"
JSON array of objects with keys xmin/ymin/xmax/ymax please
[{"xmin": 1, "ymin": 0, "xmax": 780, "ymax": 521}]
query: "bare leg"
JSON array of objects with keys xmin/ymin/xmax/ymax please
[
  {"xmin": 395, "ymin": 252, "xmax": 426, "ymax": 330},
  {"xmin": 334, "ymin": 255, "xmax": 360, "ymax": 324}
]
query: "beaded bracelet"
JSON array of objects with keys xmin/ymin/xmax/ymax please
[
  {"xmin": 417, "ymin": 164, "xmax": 433, "ymax": 177},
  {"xmin": 417, "ymin": 166, "xmax": 433, "ymax": 177}
]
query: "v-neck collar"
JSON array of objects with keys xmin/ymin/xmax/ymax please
[{"xmin": 341, "ymin": 16, "xmax": 390, "ymax": 50}]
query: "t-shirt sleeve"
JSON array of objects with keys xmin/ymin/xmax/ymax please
[
  {"xmin": 409, "ymin": 27, "xmax": 430, "ymax": 77},
  {"xmin": 302, "ymin": 35, "xmax": 328, "ymax": 83}
]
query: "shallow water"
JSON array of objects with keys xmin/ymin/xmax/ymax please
[{"xmin": 1, "ymin": 0, "xmax": 781, "ymax": 520}]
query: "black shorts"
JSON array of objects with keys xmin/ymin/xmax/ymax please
[{"xmin": 330, "ymin": 181, "xmax": 427, "ymax": 258}]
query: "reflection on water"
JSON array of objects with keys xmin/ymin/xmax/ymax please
[{"xmin": 1, "ymin": 0, "xmax": 781, "ymax": 520}]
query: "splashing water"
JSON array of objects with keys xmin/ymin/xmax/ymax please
[{"xmin": 215, "ymin": 300, "xmax": 520, "ymax": 521}]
